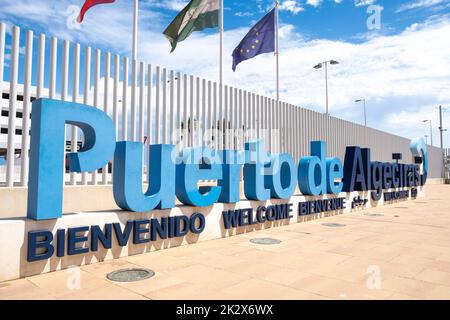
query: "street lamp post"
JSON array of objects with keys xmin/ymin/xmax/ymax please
[
  {"xmin": 314, "ymin": 60, "xmax": 339, "ymax": 115},
  {"xmin": 437, "ymin": 105, "xmax": 448, "ymax": 180},
  {"xmin": 424, "ymin": 135, "xmax": 428, "ymax": 145},
  {"xmin": 438, "ymin": 105, "xmax": 447, "ymax": 150},
  {"xmin": 355, "ymin": 99, "xmax": 367, "ymax": 127},
  {"xmin": 423, "ymin": 119, "xmax": 433, "ymax": 146}
]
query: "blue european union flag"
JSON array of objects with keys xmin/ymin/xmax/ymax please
[{"xmin": 232, "ymin": 9, "xmax": 275, "ymax": 72}]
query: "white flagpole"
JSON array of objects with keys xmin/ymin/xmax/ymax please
[
  {"xmin": 219, "ymin": 0, "xmax": 224, "ymax": 85},
  {"xmin": 275, "ymin": 0, "xmax": 279, "ymax": 102},
  {"xmin": 132, "ymin": 0, "xmax": 138, "ymax": 61}
]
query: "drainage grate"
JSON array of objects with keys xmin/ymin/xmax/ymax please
[
  {"xmin": 250, "ymin": 238, "xmax": 282, "ymax": 245},
  {"xmin": 106, "ymin": 268, "xmax": 155, "ymax": 282},
  {"xmin": 364, "ymin": 213, "xmax": 384, "ymax": 217},
  {"xmin": 322, "ymin": 223, "xmax": 346, "ymax": 228}
]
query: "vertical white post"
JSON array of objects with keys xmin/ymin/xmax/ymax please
[
  {"xmin": 183, "ymin": 74, "xmax": 188, "ymax": 149},
  {"xmin": 208, "ymin": 80, "xmax": 212, "ymax": 148},
  {"xmin": 146, "ymin": 64, "xmax": 153, "ymax": 184},
  {"xmin": 139, "ymin": 61, "xmax": 145, "ymax": 142},
  {"xmin": 20, "ymin": 30, "xmax": 33, "ymax": 186},
  {"xmin": 264, "ymin": 97, "xmax": 268, "ymax": 149},
  {"xmin": 162, "ymin": 68, "xmax": 167, "ymax": 144},
  {"xmin": 155, "ymin": 66, "xmax": 160, "ymax": 144},
  {"xmin": 122, "ymin": 57, "xmax": 129, "ymax": 141},
  {"xmin": 243, "ymin": 91, "xmax": 247, "ymax": 143},
  {"xmin": 176, "ymin": 72, "xmax": 182, "ymax": 148},
  {"xmin": 218, "ymin": 83, "xmax": 223, "ymax": 149},
  {"xmin": 113, "ymin": 55, "xmax": 120, "ymax": 138},
  {"xmin": 202, "ymin": 78, "xmax": 206, "ymax": 146},
  {"xmin": 81, "ymin": 47, "xmax": 91, "ymax": 185},
  {"xmin": 213, "ymin": 82, "xmax": 218, "ymax": 150},
  {"xmin": 92, "ymin": 49, "xmax": 101, "ymax": 185},
  {"xmin": 130, "ymin": 59, "xmax": 137, "ymax": 141},
  {"xmin": 49, "ymin": 37, "xmax": 57, "ymax": 99},
  {"xmin": 6, "ymin": 26, "xmax": 20, "ymax": 187},
  {"xmin": 235, "ymin": 88, "xmax": 239, "ymax": 149},
  {"xmin": 102, "ymin": 51, "xmax": 110, "ymax": 184},
  {"xmin": 269, "ymin": 99, "xmax": 276, "ymax": 152},
  {"xmin": 224, "ymin": 85, "xmax": 228, "ymax": 148},
  {"xmin": 189, "ymin": 75, "xmax": 194, "ymax": 147},
  {"xmin": 111, "ymin": 54, "xmax": 120, "ymax": 184},
  {"xmin": 36, "ymin": 34, "xmax": 45, "ymax": 99},
  {"xmin": 169, "ymin": 70, "xmax": 174, "ymax": 144},
  {"xmin": 61, "ymin": 40, "xmax": 70, "ymax": 184},
  {"xmin": 196, "ymin": 77, "xmax": 201, "ymax": 146},
  {"xmin": 70, "ymin": 43, "xmax": 80, "ymax": 186},
  {"xmin": 229, "ymin": 87, "xmax": 233, "ymax": 148},
  {"xmin": 252, "ymin": 93, "xmax": 256, "ymax": 140},
  {"xmin": 132, "ymin": 0, "xmax": 138, "ymax": 61},
  {"xmin": 61, "ymin": 41, "xmax": 70, "ymax": 101},
  {"xmin": 238, "ymin": 89, "xmax": 243, "ymax": 149}
]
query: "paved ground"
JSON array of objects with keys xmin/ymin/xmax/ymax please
[{"xmin": 1, "ymin": 185, "xmax": 450, "ymax": 300}]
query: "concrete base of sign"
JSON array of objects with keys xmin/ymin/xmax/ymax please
[{"xmin": 0, "ymin": 186, "xmax": 425, "ymax": 282}]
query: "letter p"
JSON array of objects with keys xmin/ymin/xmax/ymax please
[{"xmin": 27, "ymin": 99, "xmax": 116, "ymax": 220}]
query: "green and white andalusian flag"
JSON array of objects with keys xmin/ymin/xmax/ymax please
[{"xmin": 163, "ymin": 0, "xmax": 219, "ymax": 52}]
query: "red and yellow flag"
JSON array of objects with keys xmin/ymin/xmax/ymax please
[{"xmin": 77, "ymin": 0, "xmax": 116, "ymax": 23}]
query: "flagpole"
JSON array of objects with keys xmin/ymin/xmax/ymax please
[
  {"xmin": 219, "ymin": 0, "xmax": 224, "ymax": 149},
  {"xmin": 219, "ymin": 0, "xmax": 224, "ymax": 86},
  {"xmin": 275, "ymin": 0, "xmax": 279, "ymax": 102},
  {"xmin": 132, "ymin": 0, "xmax": 138, "ymax": 61}
]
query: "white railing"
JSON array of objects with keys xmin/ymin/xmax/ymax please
[{"xmin": 0, "ymin": 22, "xmax": 444, "ymax": 187}]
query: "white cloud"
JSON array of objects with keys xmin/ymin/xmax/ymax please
[
  {"xmin": 279, "ymin": 1, "xmax": 304, "ymax": 14},
  {"xmin": 146, "ymin": 0, "xmax": 189, "ymax": 12},
  {"xmin": 397, "ymin": 0, "xmax": 449, "ymax": 12},
  {"xmin": 306, "ymin": 0, "xmax": 322, "ymax": 7},
  {"xmin": 235, "ymin": 12, "xmax": 254, "ymax": 17},
  {"xmin": 354, "ymin": 0, "xmax": 377, "ymax": 7}
]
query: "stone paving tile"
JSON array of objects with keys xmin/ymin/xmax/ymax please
[
  {"xmin": 288, "ymin": 273, "xmax": 393, "ymax": 300},
  {"xmin": 1, "ymin": 184, "xmax": 450, "ymax": 300},
  {"xmin": 219, "ymin": 278, "xmax": 325, "ymax": 300},
  {"xmin": 144, "ymin": 282, "xmax": 237, "ymax": 300},
  {"xmin": 381, "ymin": 276, "xmax": 450, "ymax": 299},
  {"xmin": 0, "ymin": 279, "xmax": 55, "ymax": 300}
]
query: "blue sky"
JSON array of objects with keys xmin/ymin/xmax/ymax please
[{"xmin": 0, "ymin": 0, "xmax": 450, "ymax": 146}]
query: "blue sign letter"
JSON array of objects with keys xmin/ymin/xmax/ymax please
[
  {"xmin": 27, "ymin": 99, "xmax": 115, "ymax": 220},
  {"xmin": 113, "ymin": 142, "xmax": 176, "ymax": 212}
]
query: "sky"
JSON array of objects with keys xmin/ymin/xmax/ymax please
[{"xmin": 0, "ymin": 0, "xmax": 449, "ymax": 147}]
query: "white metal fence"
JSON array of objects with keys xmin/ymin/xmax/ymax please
[{"xmin": 0, "ymin": 22, "xmax": 444, "ymax": 187}]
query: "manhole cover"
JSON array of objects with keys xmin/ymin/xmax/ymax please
[
  {"xmin": 364, "ymin": 213, "xmax": 384, "ymax": 217},
  {"xmin": 394, "ymin": 215, "xmax": 400, "ymax": 218},
  {"xmin": 322, "ymin": 223, "xmax": 346, "ymax": 228},
  {"xmin": 106, "ymin": 268, "xmax": 155, "ymax": 282},
  {"xmin": 250, "ymin": 238, "xmax": 282, "ymax": 245}
]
